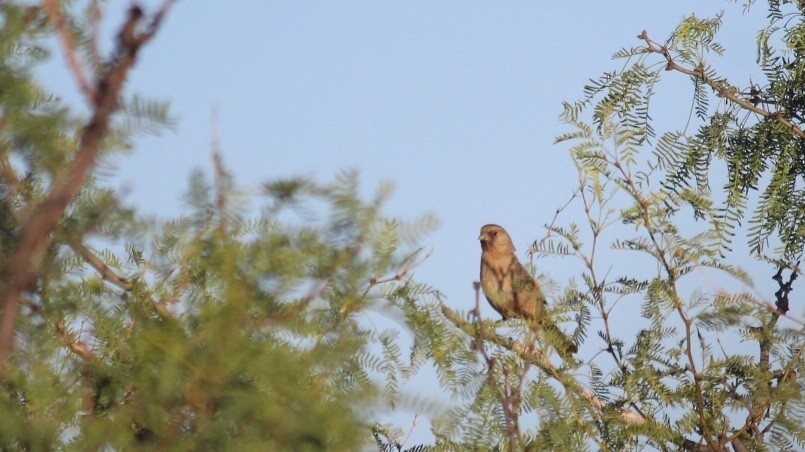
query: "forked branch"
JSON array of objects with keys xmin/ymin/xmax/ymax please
[
  {"xmin": 638, "ymin": 30, "xmax": 805, "ymax": 139},
  {"xmin": 0, "ymin": 2, "xmax": 174, "ymax": 376},
  {"xmin": 440, "ymin": 302, "xmax": 647, "ymax": 428}
]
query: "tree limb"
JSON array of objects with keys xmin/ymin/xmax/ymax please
[
  {"xmin": 469, "ymin": 282, "xmax": 523, "ymax": 450},
  {"xmin": 69, "ymin": 240, "xmax": 133, "ymax": 291},
  {"xmin": 440, "ymin": 303, "xmax": 648, "ymax": 427},
  {"xmin": 638, "ymin": 30, "xmax": 805, "ymax": 139},
  {"xmin": 0, "ymin": 2, "xmax": 173, "ymax": 376},
  {"xmin": 43, "ymin": 0, "xmax": 95, "ymax": 102}
]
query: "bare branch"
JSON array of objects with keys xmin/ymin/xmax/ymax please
[
  {"xmin": 53, "ymin": 321, "xmax": 94, "ymax": 362},
  {"xmin": 69, "ymin": 240, "xmax": 133, "ymax": 291},
  {"xmin": 43, "ymin": 0, "xmax": 95, "ymax": 102}
]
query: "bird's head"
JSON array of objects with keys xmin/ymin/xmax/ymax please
[{"xmin": 478, "ymin": 224, "xmax": 516, "ymax": 254}]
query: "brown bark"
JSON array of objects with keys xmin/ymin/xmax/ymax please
[{"xmin": 0, "ymin": 3, "xmax": 173, "ymax": 376}]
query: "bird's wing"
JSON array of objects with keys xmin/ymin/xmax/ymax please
[{"xmin": 509, "ymin": 258, "xmax": 546, "ymax": 320}]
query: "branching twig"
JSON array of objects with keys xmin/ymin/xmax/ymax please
[
  {"xmin": 43, "ymin": 0, "xmax": 95, "ymax": 102},
  {"xmin": 527, "ymin": 186, "xmax": 581, "ymax": 263},
  {"xmin": 576, "ymin": 173, "xmax": 628, "ymax": 372},
  {"xmin": 638, "ymin": 30, "xmax": 805, "ymax": 139},
  {"xmin": 0, "ymin": 2, "xmax": 172, "ymax": 376},
  {"xmin": 441, "ymin": 302, "xmax": 647, "ymax": 427},
  {"xmin": 613, "ymin": 151, "xmax": 716, "ymax": 449},
  {"xmin": 470, "ymin": 282, "xmax": 523, "ymax": 450},
  {"xmin": 69, "ymin": 240, "xmax": 133, "ymax": 291}
]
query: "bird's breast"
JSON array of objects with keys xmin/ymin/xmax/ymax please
[{"xmin": 481, "ymin": 253, "xmax": 514, "ymax": 292}]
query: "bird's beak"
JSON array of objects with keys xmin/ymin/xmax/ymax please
[{"xmin": 479, "ymin": 233, "xmax": 489, "ymax": 250}]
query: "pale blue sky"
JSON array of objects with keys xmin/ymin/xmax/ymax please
[
  {"xmin": 89, "ymin": 0, "xmax": 766, "ymax": 313},
  {"xmin": 42, "ymin": 1, "xmax": 782, "ymax": 445}
]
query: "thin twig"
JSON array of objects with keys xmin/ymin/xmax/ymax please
[
  {"xmin": 638, "ymin": 30, "xmax": 805, "ymax": 139},
  {"xmin": 441, "ymin": 303, "xmax": 647, "ymax": 426},
  {"xmin": 43, "ymin": 0, "xmax": 95, "ymax": 102},
  {"xmin": 527, "ymin": 186, "xmax": 581, "ymax": 263},
  {"xmin": 398, "ymin": 412, "xmax": 421, "ymax": 449},
  {"xmin": 69, "ymin": 240, "xmax": 133, "ymax": 291}
]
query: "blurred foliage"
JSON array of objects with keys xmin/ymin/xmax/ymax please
[
  {"xmin": 1, "ymin": 1, "xmax": 804, "ymax": 451},
  {"xmin": 0, "ymin": 3, "xmax": 444, "ymax": 449}
]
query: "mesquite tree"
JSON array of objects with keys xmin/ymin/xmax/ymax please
[
  {"xmin": 381, "ymin": 1, "xmax": 803, "ymax": 450},
  {"xmin": 2, "ymin": 2, "xmax": 803, "ymax": 451},
  {"xmin": 0, "ymin": 3, "xmax": 437, "ymax": 449}
]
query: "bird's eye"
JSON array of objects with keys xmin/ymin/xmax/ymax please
[{"xmin": 490, "ymin": 231, "xmax": 497, "ymax": 237}]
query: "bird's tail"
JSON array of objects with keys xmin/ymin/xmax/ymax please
[{"xmin": 541, "ymin": 322, "xmax": 577, "ymax": 356}]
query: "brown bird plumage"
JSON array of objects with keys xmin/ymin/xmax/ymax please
[{"xmin": 478, "ymin": 224, "xmax": 576, "ymax": 355}]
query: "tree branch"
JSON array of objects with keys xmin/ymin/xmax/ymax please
[
  {"xmin": 0, "ymin": 3, "xmax": 172, "ymax": 376},
  {"xmin": 638, "ymin": 30, "xmax": 805, "ymax": 139},
  {"xmin": 440, "ymin": 303, "xmax": 648, "ymax": 427},
  {"xmin": 43, "ymin": 0, "xmax": 95, "ymax": 102},
  {"xmin": 69, "ymin": 240, "xmax": 133, "ymax": 291},
  {"xmin": 469, "ymin": 282, "xmax": 523, "ymax": 450}
]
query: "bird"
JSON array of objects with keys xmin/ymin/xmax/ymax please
[{"xmin": 478, "ymin": 224, "xmax": 577, "ymax": 355}]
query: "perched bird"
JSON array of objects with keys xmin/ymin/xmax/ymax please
[{"xmin": 478, "ymin": 224, "xmax": 577, "ymax": 355}]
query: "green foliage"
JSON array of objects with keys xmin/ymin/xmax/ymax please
[
  {"xmin": 5, "ymin": 148, "xmax": 441, "ymax": 448},
  {"xmin": 1, "ymin": 3, "xmax": 442, "ymax": 449},
  {"xmin": 547, "ymin": 88, "xmax": 804, "ymax": 449},
  {"xmin": 2, "ymin": 1, "xmax": 804, "ymax": 451},
  {"xmin": 572, "ymin": 1, "xmax": 805, "ymax": 264},
  {"xmin": 385, "ymin": 2, "xmax": 804, "ymax": 449},
  {"xmin": 538, "ymin": 2, "xmax": 805, "ymax": 448}
]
